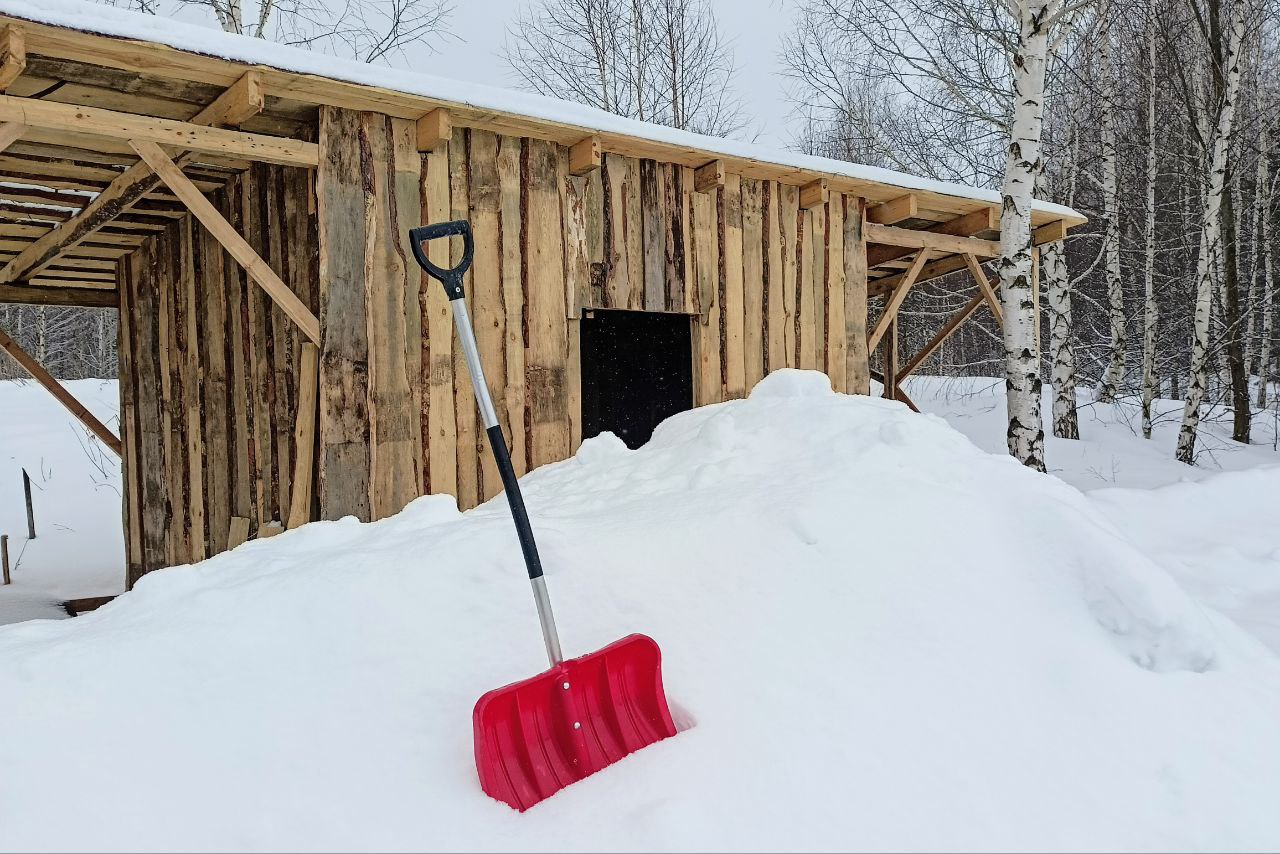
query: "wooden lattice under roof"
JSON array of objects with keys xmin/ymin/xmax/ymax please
[{"xmin": 0, "ymin": 13, "xmax": 1080, "ymax": 312}]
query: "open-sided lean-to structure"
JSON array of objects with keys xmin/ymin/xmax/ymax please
[{"xmin": 0, "ymin": 3, "xmax": 1085, "ymax": 588}]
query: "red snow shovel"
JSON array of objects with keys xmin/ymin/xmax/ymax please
[{"xmin": 410, "ymin": 221, "xmax": 678, "ymax": 812}]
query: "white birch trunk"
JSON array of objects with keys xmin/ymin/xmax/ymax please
[
  {"xmin": 999, "ymin": 0, "xmax": 1052, "ymax": 471},
  {"xmin": 1177, "ymin": 0, "xmax": 1246, "ymax": 463},
  {"xmin": 1045, "ymin": 239, "xmax": 1079, "ymax": 438},
  {"xmin": 1140, "ymin": 19, "xmax": 1159, "ymax": 438},
  {"xmin": 1098, "ymin": 31, "xmax": 1125, "ymax": 403},
  {"xmin": 1259, "ymin": 122, "xmax": 1275, "ymax": 408}
]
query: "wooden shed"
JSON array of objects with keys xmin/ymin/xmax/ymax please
[{"xmin": 0, "ymin": 6, "xmax": 1084, "ymax": 588}]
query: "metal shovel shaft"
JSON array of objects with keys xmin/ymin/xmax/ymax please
[{"xmin": 410, "ymin": 220, "xmax": 563, "ymax": 668}]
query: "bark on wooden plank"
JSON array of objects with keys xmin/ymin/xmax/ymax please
[
  {"xmin": 640, "ymin": 158, "xmax": 665, "ymax": 311},
  {"xmin": 525, "ymin": 138, "xmax": 570, "ymax": 468},
  {"xmin": 692, "ymin": 186, "xmax": 721, "ymax": 405},
  {"xmin": 179, "ymin": 215, "xmax": 206, "ymax": 560},
  {"xmin": 721, "ymin": 174, "xmax": 745, "ymax": 398},
  {"xmin": 420, "ymin": 143, "xmax": 456, "ymax": 497},
  {"xmin": 116, "ymin": 255, "xmax": 143, "ymax": 584},
  {"xmin": 741, "ymin": 178, "xmax": 765, "ymax": 390},
  {"xmin": 601, "ymin": 153, "xmax": 630, "ymax": 308},
  {"xmin": 662, "ymin": 163, "xmax": 687, "ymax": 312},
  {"xmin": 780, "ymin": 183, "xmax": 799, "ymax": 367},
  {"xmin": 316, "ymin": 106, "xmax": 372, "ymax": 521},
  {"xmin": 826, "ymin": 196, "xmax": 846, "ymax": 391},
  {"xmin": 287, "ymin": 342, "xmax": 319, "ymax": 529},
  {"xmin": 498, "ymin": 134, "xmax": 527, "ymax": 477},
  {"xmin": 199, "ymin": 204, "xmax": 231, "ymax": 555},
  {"xmin": 844, "ymin": 196, "xmax": 870, "ymax": 395},
  {"xmin": 469, "ymin": 128, "xmax": 504, "ymax": 501},
  {"xmin": 450, "ymin": 130, "xmax": 479, "ymax": 510},
  {"xmin": 365, "ymin": 114, "xmax": 423, "ymax": 519},
  {"xmin": 764, "ymin": 182, "xmax": 785, "ymax": 374}
]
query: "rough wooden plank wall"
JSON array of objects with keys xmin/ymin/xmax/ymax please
[{"xmin": 117, "ymin": 164, "xmax": 318, "ymax": 584}]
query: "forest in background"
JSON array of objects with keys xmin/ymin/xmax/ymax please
[{"xmin": 2, "ymin": 0, "xmax": 1276, "ymax": 465}]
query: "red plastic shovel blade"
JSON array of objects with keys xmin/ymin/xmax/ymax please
[{"xmin": 473, "ymin": 633, "xmax": 677, "ymax": 811}]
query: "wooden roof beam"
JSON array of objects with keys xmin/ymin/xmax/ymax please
[
  {"xmin": 694, "ymin": 159, "xmax": 725, "ymax": 193},
  {"xmin": 1033, "ymin": 219, "xmax": 1068, "ymax": 244},
  {"xmin": 867, "ymin": 193, "xmax": 917, "ymax": 224},
  {"xmin": 0, "ymin": 281, "xmax": 118, "ymax": 307},
  {"xmin": 0, "ymin": 71, "xmax": 266, "ymax": 285},
  {"xmin": 0, "ymin": 120, "xmax": 21, "ymax": 152},
  {"xmin": 416, "ymin": 107, "xmax": 450, "ymax": 152},
  {"xmin": 0, "ymin": 324, "xmax": 122, "ymax": 454},
  {"xmin": 0, "ymin": 24, "xmax": 24, "ymax": 91},
  {"xmin": 799, "ymin": 179, "xmax": 829, "ymax": 209},
  {"xmin": 864, "ymin": 221, "xmax": 1000, "ymax": 259},
  {"xmin": 131, "ymin": 139, "xmax": 320, "ymax": 343},
  {"xmin": 569, "ymin": 135, "xmax": 601, "ymax": 176},
  {"xmin": 0, "ymin": 92, "xmax": 315, "ymax": 166},
  {"xmin": 867, "ymin": 206, "xmax": 997, "ymax": 268}
]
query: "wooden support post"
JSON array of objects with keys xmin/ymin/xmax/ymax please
[
  {"xmin": 867, "ymin": 249, "xmax": 931, "ymax": 352},
  {"xmin": 23, "ymin": 467, "xmax": 34, "ymax": 539},
  {"xmin": 799, "ymin": 179, "xmax": 829, "ymax": 210},
  {"xmin": 286, "ymin": 343, "xmax": 319, "ymax": 530},
  {"xmin": 867, "ymin": 193, "xmax": 917, "ymax": 224},
  {"xmin": 0, "ymin": 94, "xmax": 315, "ymax": 166},
  {"xmin": 0, "ymin": 327, "xmax": 122, "ymax": 454},
  {"xmin": 0, "ymin": 25, "xmax": 24, "ymax": 92},
  {"xmin": 415, "ymin": 107, "xmax": 451, "ymax": 152},
  {"xmin": 884, "ymin": 315, "xmax": 898, "ymax": 401},
  {"xmin": 130, "ymin": 140, "xmax": 321, "ymax": 343},
  {"xmin": 0, "ymin": 71, "xmax": 266, "ymax": 284},
  {"xmin": 569, "ymin": 135, "xmax": 602, "ymax": 176},
  {"xmin": 0, "ymin": 121, "xmax": 22, "ymax": 153},
  {"xmin": 694, "ymin": 159, "xmax": 725, "ymax": 193},
  {"xmin": 1, "ymin": 534, "xmax": 8, "ymax": 585},
  {"xmin": 1032, "ymin": 246, "xmax": 1041, "ymax": 354}
]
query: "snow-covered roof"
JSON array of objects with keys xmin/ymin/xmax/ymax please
[{"xmin": 0, "ymin": 0, "xmax": 1083, "ymax": 226}]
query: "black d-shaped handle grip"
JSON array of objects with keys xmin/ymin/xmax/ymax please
[{"xmin": 409, "ymin": 220, "xmax": 474, "ymax": 300}]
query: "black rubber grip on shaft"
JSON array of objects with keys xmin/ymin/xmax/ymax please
[
  {"xmin": 409, "ymin": 220, "xmax": 474, "ymax": 300},
  {"xmin": 485, "ymin": 424, "xmax": 544, "ymax": 580}
]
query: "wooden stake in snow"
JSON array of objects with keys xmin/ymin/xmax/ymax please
[
  {"xmin": 1, "ymin": 534, "xmax": 9, "ymax": 585},
  {"xmin": 22, "ymin": 468, "xmax": 34, "ymax": 540}
]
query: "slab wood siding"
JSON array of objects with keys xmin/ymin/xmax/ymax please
[
  {"xmin": 117, "ymin": 164, "xmax": 318, "ymax": 585},
  {"xmin": 417, "ymin": 134, "xmax": 872, "ymax": 506},
  {"xmin": 117, "ymin": 116, "xmax": 874, "ymax": 583}
]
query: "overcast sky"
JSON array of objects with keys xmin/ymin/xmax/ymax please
[{"xmin": 413, "ymin": 0, "xmax": 798, "ymax": 148}]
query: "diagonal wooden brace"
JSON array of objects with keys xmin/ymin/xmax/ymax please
[
  {"xmin": 0, "ymin": 326, "xmax": 122, "ymax": 454},
  {"xmin": 131, "ymin": 140, "xmax": 320, "ymax": 343}
]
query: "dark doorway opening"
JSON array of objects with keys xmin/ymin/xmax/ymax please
[{"xmin": 581, "ymin": 310, "xmax": 693, "ymax": 449}]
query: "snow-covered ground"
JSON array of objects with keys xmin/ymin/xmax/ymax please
[
  {"xmin": 0, "ymin": 372, "xmax": 1278, "ymax": 851},
  {"xmin": 0, "ymin": 378, "xmax": 123, "ymax": 625}
]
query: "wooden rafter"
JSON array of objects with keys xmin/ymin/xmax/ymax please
[
  {"xmin": 0, "ymin": 71, "xmax": 265, "ymax": 285},
  {"xmin": 867, "ymin": 193, "xmax": 917, "ymax": 224},
  {"xmin": 867, "ymin": 249, "xmax": 931, "ymax": 352},
  {"xmin": 694, "ymin": 160, "xmax": 725, "ymax": 193},
  {"xmin": 0, "ymin": 93, "xmax": 315, "ymax": 166},
  {"xmin": 130, "ymin": 139, "xmax": 320, "ymax": 343},
  {"xmin": 0, "ymin": 326, "xmax": 122, "ymax": 454},
  {"xmin": 0, "ymin": 282, "xmax": 117, "ymax": 307},
  {"xmin": 415, "ymin": 107, "xmax": 450, "ymax": 152},
  {"xmin": 569, "ymin": 135, "xmax": 601, "ymax": 176},
  {"xmin": 0, "ymin": 24, "xmax": 23, "ymax": 91},
  {"xmin": 0, "ymin": 120, "xmax": 21, "ymax": 152}
]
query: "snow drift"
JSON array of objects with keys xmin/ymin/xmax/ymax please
[{"xmin": 1, "ymin": 370, "xmax": 1277, "ymax": 852}]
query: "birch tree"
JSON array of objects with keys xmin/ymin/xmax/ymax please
[
  {"xmin": 1096, "ymin": 24, "xmax": 1126, "ymax": 403},
  {"xmin": 1258, "ymin": 115, "xmax": 1275, "ymax": 407},
  {"xmin": 1176, "ymin": 0, "xmax": 1248, "ymax": 463},
  {"xmin": 1140, "ymin": 14, "xmax": 1160, "ymax": 437}
]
